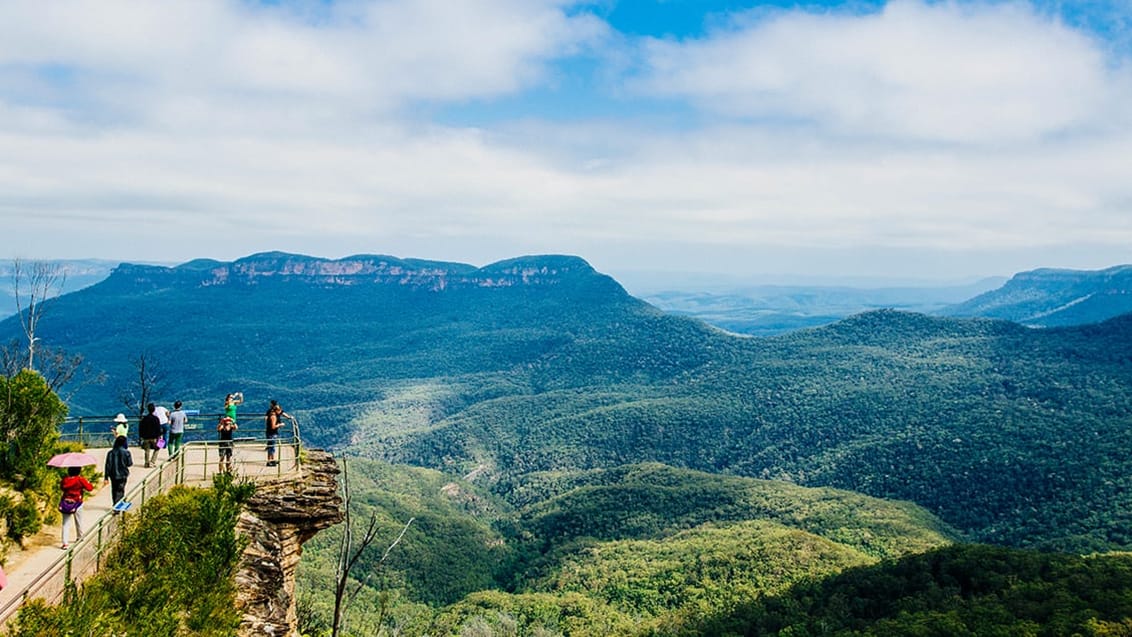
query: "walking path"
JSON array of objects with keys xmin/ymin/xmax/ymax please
[
  {"xmin": 0, "ymin": 447, "xmax": 159, "ymax": 607},
  {"xmin": 0, "ymin": 439, "xmax": 298, "ymax": 616}
]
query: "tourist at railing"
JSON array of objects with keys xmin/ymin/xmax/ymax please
[
  {"xmin": 168, "ymin": 401, "xmax": 188, "ymax": 456},
  {"xmin": 217, "ymin": 415, "xmax": 237, "ymax": 474},
  {"xmin": 264, "ymin": 400, "xmax": 295, "ymax": 467},
  {"xmin": 112, "ymin": 413, "xmax": 128, "ymax": 446},
  {"xmin": 224, "ymin": 392, "xmax": 243, "ymax": 425},
  {"xmin": 139, "ymin": 404, "xmax": 162, "ymax": 468},
  {"xmin": 154, "ymin": 403, "xmax": 171, "ymax": 450}
]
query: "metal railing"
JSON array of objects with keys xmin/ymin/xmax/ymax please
[
  {"xmin": 59, "ymin": 413, "xmax": 298, "ymax": 449},
  {"xmin": 0, "ymin": 430, "xmax": 303, "ymax": 630}
]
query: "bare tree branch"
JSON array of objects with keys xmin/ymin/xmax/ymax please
[
  {"xmin": 10, "ymin": 258, "xmax": 65, "ymax": 371},
  {"xmin": 331, "ymin": 458, "xmax": 414, "ymax": 637},
  {"xmin": 120, "ymin": 351, "xmax": 166, "ymax": 418}
]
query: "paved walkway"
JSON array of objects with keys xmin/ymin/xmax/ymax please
[
  {"xmin": 0, "ymin": 447, "xmax": 158, "ymax": 606},
  {"xmin": 0, "ymin": 439, "xmax": 298, "ymax": 611}
]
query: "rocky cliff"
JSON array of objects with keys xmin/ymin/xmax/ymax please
[
  {"xmin": 235, "ymin": 449, "xmax": 343, "ymax": 636},
  {"xmin": 109, "ymin": 251, "xmax": 607, "ymax": 292}
]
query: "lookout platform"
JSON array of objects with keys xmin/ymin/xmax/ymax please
[{"xmin": 0, "ymin": 437, "xmax": 302, "ymax": 628}]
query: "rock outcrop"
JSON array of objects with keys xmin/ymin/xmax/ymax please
[{"xmin": 235, "ymin": 449, "xmax": 343, "ymax": 636}]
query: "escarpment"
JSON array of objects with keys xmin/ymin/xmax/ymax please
[{"xmin": 235, "ymin": 450, "xmax": 343, "ymax": 636}]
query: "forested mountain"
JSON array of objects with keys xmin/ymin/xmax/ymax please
[
  {"xmin": 943, "ymin": 264, "xmax": 1132, "ymax": 326},
  {"xmin": 3, "ymin": 252, "xmax": 1132, "ymax": 553}
]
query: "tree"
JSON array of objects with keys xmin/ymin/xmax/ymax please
[
  {"xmin": 0, "ymin": 369, "xmax": 66, "ymax": 491},
  {"xmin": 119, "ymin": 351, "xmax": 166, "ymax": 418},
  {"xmin": 10, "ymin": 259, "xmax": 65, "ymax": 371},
  {"xmin": 331, "ymin": 458, "xmax": 413, "ymax": 637}
]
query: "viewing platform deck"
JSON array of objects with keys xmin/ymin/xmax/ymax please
[{"xmin": 0, "ymin": 436, "xmax": 302, "ymax": 629}]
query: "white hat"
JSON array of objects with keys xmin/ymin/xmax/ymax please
[{"xmin": 114, "ymin": 413, "xmax": 128, "ymax": 423}]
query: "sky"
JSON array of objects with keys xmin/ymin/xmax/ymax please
[{"xmin": 1, "ymin": 0, "xmax": 1131, "ymax": 285}]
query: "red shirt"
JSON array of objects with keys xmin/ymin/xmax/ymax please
[{"xmin": 61, "ymin": 475, "xmax": 94, "ymax": 502}]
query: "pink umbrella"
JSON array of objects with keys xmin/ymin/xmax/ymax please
[
  {"xmin": 47, "ymin": 452, "xmax": 98, "ymax": 468},
  {"xmin": 0, "ymin": 564, "xmax": 7, "ymax": 590}
]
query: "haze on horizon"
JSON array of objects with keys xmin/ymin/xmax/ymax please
[{"xmin": 1, "ymin": 0, "xmax": 1131, "ymax": 283}]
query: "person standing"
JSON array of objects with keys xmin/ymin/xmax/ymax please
[
  {"xmin": 154, "ymin": 404, "xmax": 171, "ymax": 450},
  {"xmin": 103, "ymin": 435, "xmax": 132, "ymax": 507},
  {"xmin": 168, "ymin": 401, "xmax": 188, "ymax": 456},
  {"xmin": 264, "ymin": 400, "xmax": 295, "ymax": 467},
  {"xmin": 139, "ymin": 403, "xmax": 162, "ymax": 468},
  {"xmin": 224, "ymin": 392, "xmax": 243, "ymax": 425},
  {"xmin": 59, "ymin": 466, "xmax": 94, "ymax": 549},
  {"xmin": 217, "ymin": 415, "xmax": 237, "ymax": 474},
  {"xmin": 112, "ymin": 413, "xmax": 129, "ymax": 446}
]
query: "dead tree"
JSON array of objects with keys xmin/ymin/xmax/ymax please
[
  {"xmin": 10, "ymin": 259, "xmax": 66, "ymax": 371},
  {"xmin": 119, "ymin": 351, "xmax": 166, "ymax": 418},
  {"xmin": 332, "ymin": 458, "xmax": 413, "ymax": 637}
]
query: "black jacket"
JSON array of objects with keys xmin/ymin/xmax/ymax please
[
  {"xmin": 139, "ymin": 414, "xmax": 162, "ymax": 440},
  {"xmin": 104, "ymin": 446, "xmax": 133, "ymax": 480}
]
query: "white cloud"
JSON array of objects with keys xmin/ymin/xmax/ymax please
[
  {"xmin": 635, "ymin": 0, "xmax": 1128, "ymax": 143},
  {"xmin": 0, "ymin": 0, "xmax": 606, "ymax": 123},
  {"xmin": 0, "ymin": 0, "xmax": 1130, "ymax": 280}
]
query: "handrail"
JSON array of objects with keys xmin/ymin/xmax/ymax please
[
  {"xmin": 59, "ymin": 413, "xmax": 299, "ymax": 449},
  {"xmin": 0, "ymin": 433, "xmax": 303, "ymax": 629}
]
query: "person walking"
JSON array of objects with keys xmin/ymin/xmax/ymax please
[
  {"xmin": 139, "ymin": 403, "xmax": 162, "ymax": 468},
  {"xmin": 59, "ymin": 466, "xmax": 94, "ymax": 549},
  {"xmin": 168, "ymin": 401, "xmax": 188, "ymax": 456},
  {"xmin": 264, "ymin": 400, "xmax": 295, "ymax": 467},
  {"xmin": 217, "ymin": 415, "xmax": 237, "ymax": 474},
  {"xmin": 103, "ymin": 435, "xmax": 132, "ymax": 507}
]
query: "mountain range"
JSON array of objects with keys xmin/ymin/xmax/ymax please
[
  {"xmin": 11, "ymin": 257, "xmax": 1132, "ymax": 336},
  {"xmin": 7, "ymin": 251, "xmax": 1132, "ymax": 632},
  {"xmin": 2, "ymin": 251, "xmax": 1131, "ymax": 550}
]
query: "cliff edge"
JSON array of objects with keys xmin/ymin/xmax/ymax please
[{"xmin": 235, "ymin": 449, "xmax": 344, "ymax": 636}]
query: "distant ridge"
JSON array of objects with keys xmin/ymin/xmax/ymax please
[
  {"xmin": 942, "ymin": 264, "xmax": 1132, "ymax": 327},
  {"xmin": 108, "ymin": 252, "xmax": 613, "ymax": 293}
]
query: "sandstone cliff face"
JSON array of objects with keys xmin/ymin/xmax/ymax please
[
  {"xmin": 111, "ymin": 252, "xmax": 607, "ymax": 292},
  {"xmin": 235, "ymin": 450, "xmax": 343, "ymax": 636}
]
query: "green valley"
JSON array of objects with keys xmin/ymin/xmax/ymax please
[{"xmin": 296, "ymin": 458, "xmax": 956, "ymax": 635}]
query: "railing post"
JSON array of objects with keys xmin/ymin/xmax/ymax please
[{"xmin": 177, "ymin": 447, "xmax": 185, "ymax": 485}]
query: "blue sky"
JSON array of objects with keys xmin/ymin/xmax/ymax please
[{"xmin": 1, "ymin": 0, "xmax": 1131, "ymax": 284}]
